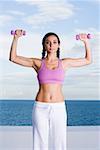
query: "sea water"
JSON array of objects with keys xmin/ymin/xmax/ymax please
[{"xmin": 0, "ymin": 100, "xmax": 100, "ymax": 126}]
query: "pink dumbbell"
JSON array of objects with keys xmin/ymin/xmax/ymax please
[
  {"xmin": 11, "ymin": 30, "xmax": 26, "ymax": 36},
  {"xmin": 76, "ymin": 34, "xmax": 91, "ymax": 40}
]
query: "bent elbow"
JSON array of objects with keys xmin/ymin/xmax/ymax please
[
  {"xmin": 9, "ymin": 57, "xmax": 13, "ymax": 62},
  {"xmin": 9, "ymin": 56, "xmax": 16, "ymax": 63},
  {"xmin": 9, "ymin": 57, "xmax": 12, "ymax": 61}
]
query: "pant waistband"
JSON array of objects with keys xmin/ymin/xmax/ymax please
[{"xmin": 34, "ymin": 100, "xmax": 65, "ymax": 108}]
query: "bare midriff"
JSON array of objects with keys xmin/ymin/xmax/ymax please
[{"xmin": 35, "ymin": 83, "xmax": 64, "ymax": 103}]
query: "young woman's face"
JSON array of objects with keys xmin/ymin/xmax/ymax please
[{"xmin": 44, "ymin": 35, "xmax": 60, "ymax": 53}]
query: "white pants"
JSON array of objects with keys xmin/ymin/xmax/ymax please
[{"xmin": 32, "ymin": 101, "xmax": 67, "ymax": 150}]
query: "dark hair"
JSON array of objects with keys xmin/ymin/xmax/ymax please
[{"xmin": 42, "ymin": 32, "xmax": 60, "ymax": 59}]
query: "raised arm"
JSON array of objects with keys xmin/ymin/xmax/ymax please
[
  {"xmin": 9, "ymin": 30, "xmax": 41, "ymax": 71},
  {"xmin": 62, "ymin": 33, "xmax": 92, "ymax": 69}
]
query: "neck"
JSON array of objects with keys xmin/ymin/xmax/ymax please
[{"xmin": 46, "ymin": 53, "xmax": 58, "ymax": 61}]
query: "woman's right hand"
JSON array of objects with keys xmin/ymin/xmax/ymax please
[{"xmin": 14, "ymin": 29, "xmax": 23, "ymax": 39}]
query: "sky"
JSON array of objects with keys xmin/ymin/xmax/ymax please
[{"xmin": 0, "ymin": 0, "xmax": 100, "ymax": 100}]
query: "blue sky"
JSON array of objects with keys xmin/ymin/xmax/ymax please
[{"xmin": 0, "ymin": 0, "xmax": 100, "ymax": 100}]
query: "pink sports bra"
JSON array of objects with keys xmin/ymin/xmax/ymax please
[{"xmin": 37, "ymin": 58, "xmax": 65, "ymax": 84}]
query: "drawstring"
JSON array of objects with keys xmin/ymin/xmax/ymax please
[{"xmin": 48, "ymin": 106, "xmax": 53, "ymax": 128}]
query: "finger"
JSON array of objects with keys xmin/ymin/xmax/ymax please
[{"xmin": 79, "ymin": 33, "xmax": 87, "ymax": 39}]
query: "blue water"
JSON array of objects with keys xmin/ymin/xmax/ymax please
[{"xmin": 0, "ymin": 100, "xmax": 100, "ymax": 126}]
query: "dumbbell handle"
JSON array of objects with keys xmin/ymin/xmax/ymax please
[
  {"xmin": 11, "ymin": 30, "xmax": 26, "ymax": 36},
  {"xmin": 76, "ymin": 34, "xmax": 91, "ymax": 40}
]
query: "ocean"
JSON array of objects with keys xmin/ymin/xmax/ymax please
[{"xmin": 0, "ymin": 100, "xmax": 100, "ymax": 126}]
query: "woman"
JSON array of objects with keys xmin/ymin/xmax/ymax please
[{"xmin": 9, "ymin": 30, "xmax": 92, "ymax": 150}]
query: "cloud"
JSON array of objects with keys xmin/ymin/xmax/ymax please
[
  {"xmin": 75, "ymin": 27, "xmax": 100, "ymax": 37},
  {"xmin": 15, "ymin": 0, "xmax": 75, "ymax": 27},
  {"xmin": 15, "ymin": 0, "xmax": 68, "ymax": 4},
  {"xmin": 7, "ymin": 10, "xmax": 25, "ymax": 16},
  {"xmin": 0, "ymin": 1, "xmax": 75, "ymax": 30},
  {"xmin": 0, "ymin": 15, "xmax": 13, "ymax": 26}
]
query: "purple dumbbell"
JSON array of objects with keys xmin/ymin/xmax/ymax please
[
  {"xmin": 11, "ymin": 30, "xmax": 26, "ymax": 35},
  {"xmin": 76, "ymin": 34, "xmax": 91, "ymax": 40}
]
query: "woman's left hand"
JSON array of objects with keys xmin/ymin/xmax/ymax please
[{"xmin": 79, "ymin": 33, "xmax": 88, "ymax": 42}]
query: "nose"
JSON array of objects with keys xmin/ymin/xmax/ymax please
[{"xmin": 50, "ymin": 42, "xmax": 52, "ymax": 47}]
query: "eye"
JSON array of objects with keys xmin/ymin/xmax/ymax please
[
  {"xmin": 46, "ymin": 41, "xmax": 49, "ymax": 44},
  {"xmin": 54, "ymin": 41, "xmax": 57, "ymax": 44}
]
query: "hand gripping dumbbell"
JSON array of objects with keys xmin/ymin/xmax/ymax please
[
  {"xmin": 11, "ymin": 30, "xmax": 26, "ymax": 36},
  {"xmin": 76, "ymin": 34, "xmax": 91, "ymax": 40}
]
